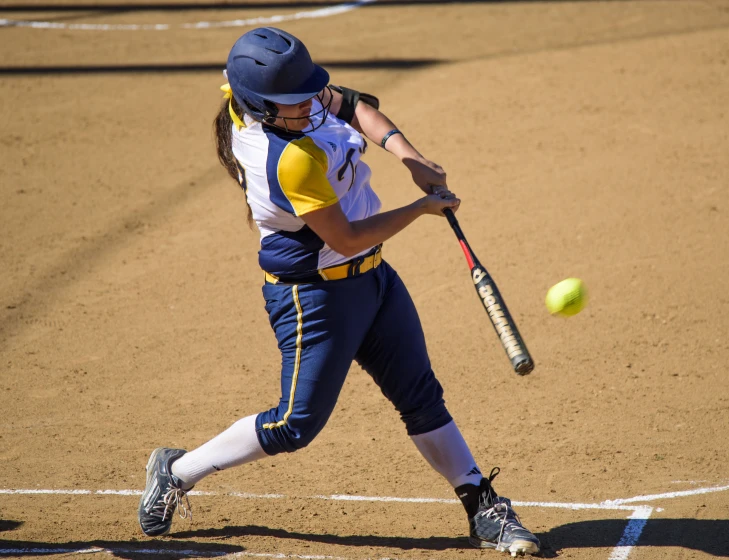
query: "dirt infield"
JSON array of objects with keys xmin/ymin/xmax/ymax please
[{"xmin": 1, "ymin": 1, "xmax": 729, "ymax": 559}]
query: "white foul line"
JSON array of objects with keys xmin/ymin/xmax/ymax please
[
  {"xmin": 2, "ymin": 481, "xmax": 728, "ymax": 508},
  {"xmin": 312, "ymin": 493, "xmax": 458, "ymax": 505},
  {"xmin": 601, "ymin": 482, "xmax": 729, "ymax": 505},
  {"xmin": 512, "ymin": 500, "xmax": 640, "ymax": 512},
  {"xmin": 0, "ymin": 488, "xmax": 642, "ymax": 510},
  {"xmin": 0, "ymin": 0, "xmax": 375, "ymax": 31}
]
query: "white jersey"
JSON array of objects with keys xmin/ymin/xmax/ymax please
[{"xmin": 230, "ymin": 99, "xmax": 382, "ymax": 277}]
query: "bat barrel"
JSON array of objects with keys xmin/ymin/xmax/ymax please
[
  {"xmin": 473, "ymin": 269, "xmax": 535, "ymax": 376},
  {"xmin": 443, "ymin": 208, "xmax": 535, "ymax": 376}
]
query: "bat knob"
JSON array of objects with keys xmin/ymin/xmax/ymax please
[{"xmin": 513, "ymin": 358, "xmax": 534, "ymax": 376}]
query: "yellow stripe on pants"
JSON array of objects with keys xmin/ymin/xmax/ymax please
[{"xmin": 262, "ymin": 285, "xmax": 303, "ymax": 429}]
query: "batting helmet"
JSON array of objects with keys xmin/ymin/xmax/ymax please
[{"xmin": 226, "ymin": 27, "xmax": 330, "ymax": 124}]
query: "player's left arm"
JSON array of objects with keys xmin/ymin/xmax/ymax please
[{"xmin": 324, "ymin": 86, "xmax": 448, "ymax": 195}]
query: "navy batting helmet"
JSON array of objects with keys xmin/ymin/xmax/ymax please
[{"xmin": 226, "ymin": 27, "xmax": 330, "ymax": 124}]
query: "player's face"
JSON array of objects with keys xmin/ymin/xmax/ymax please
[{"xmin": 273, "ymin": 99, "xmax": 314, "ymax": 132}]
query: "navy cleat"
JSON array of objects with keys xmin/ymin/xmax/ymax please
[
  {"xmin": 456, "ymin": 468, "xmax": 540, "ymax": 556},
  {"xmin": 470, "ymin": 495, "xmax": 541, "ymax": 556},
  {"xmin": 138, "ymin": 447, "xmax": 192, "ymax": 537}
]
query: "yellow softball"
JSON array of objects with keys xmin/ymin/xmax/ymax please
[{"xmin": 545, "ymin": 278, "xmax": 587, "ymax": 317}]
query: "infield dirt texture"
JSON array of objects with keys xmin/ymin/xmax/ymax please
[{"xmin": 1, "ymin": 1, "xmax": 729, "ymax": 559}]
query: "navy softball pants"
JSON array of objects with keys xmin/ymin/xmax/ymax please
[{"xmin": 255, "ymin": 260, "xmax": 452, "ymax": 455}]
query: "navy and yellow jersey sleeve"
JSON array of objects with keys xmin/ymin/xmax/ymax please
[
  {"xmin": 268, "ymin": 136, "xmax": 338, "ymax": 217},
  {"xmin": 234, "ymin": 110, "xmax": 381, "ymax": 276}
]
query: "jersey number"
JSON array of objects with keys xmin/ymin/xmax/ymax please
[{"xmin": 337, "ymin": 145, "xmax": 365, "ymax": 191}]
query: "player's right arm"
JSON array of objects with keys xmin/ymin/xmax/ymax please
[
  {"xmin": 279, "ymin": 133, "xmax": 459, "ymax": 257},
  {"xmin": 303, "ymin": 194, "xmax": 460, "ymax": 258}
]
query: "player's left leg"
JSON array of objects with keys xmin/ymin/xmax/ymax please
[{"xmin": 354, "ymin": 261, "xmax": 540, "ymax": 556}]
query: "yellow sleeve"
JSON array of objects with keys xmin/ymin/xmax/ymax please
[{"xmin": 278, "ymin": 137, "xmax": 338, "ymax": 216}]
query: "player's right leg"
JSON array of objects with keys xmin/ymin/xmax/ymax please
[
  {"xmin": 138, "ymin": 448, "xmax": 191, "ymax": 537},
  {"xmin": 253, "ymin": 277, "xmax": 380, "ymax": 454},
  {"xmin": 139, "ymin": 273, "xmax": 381, "ymax": 536}
]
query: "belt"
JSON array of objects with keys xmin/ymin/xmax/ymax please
[{"xmin": 265, "ymin": 246, "xmax": 383, "ymax": 285}]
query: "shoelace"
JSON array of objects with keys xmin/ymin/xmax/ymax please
[
  {"xmin": 154, "ymin": 487, "xmax": 192, "ymax": 522},
  {"xmin": 479, "ymin": 499, "xmax": 523, "ymax": 550}
]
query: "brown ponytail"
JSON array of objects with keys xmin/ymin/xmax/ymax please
[{"xmin": 214, "ymin": 97, "xmax": 253, "ymax": 225}]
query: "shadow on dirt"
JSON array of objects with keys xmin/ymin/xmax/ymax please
[
  {"xmin": 0, "ymin": 521, "xmax": 23, "ymax": 533},
  {"xmin": 0, "ymin": 59, "xmax": 442, "ymax": 76},
  {"xmin": 176, "ymin": 517, "xmax": 729, "ymax": 558},
  {"xmin": 1, "ymin": 517, "xmax": 729, "ymax": 557},
  {"xmin": 0, "ymin": 1, "xmax": 608, "ymax": 14},
  {"xmin": 0, "ymin": 538, "xmax": 245, "ymax": 559},
  {"xmin": 540, "ymin": 518, "xmax": 729, "ymax": 557},
  {"xmin": 175, "ymin": 523, "xmax": 470, "ymax": 550}
]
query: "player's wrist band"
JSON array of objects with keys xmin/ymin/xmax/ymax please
[{"xmin": 380, "ymin": 128, "xmax": 403, "ymax": 149}]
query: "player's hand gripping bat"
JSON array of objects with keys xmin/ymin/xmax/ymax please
[{"xmin": 443, "ymin": 208, "xmax": 534, "ymax": 375}]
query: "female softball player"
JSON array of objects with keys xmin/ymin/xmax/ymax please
[{"xmin": 138, "ymin": 27, "xmax": 540, "ymax": 557}]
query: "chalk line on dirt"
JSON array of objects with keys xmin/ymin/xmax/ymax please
[
  {"xmin": 2, "ymin": 482, "xmax": 726, "ymax": 559},
  {"xmin": 0, "ymin": 0, "xmax": 375, "ymax": 31},
  {"xmin": 607, "ymin": 506, "xmax": 654, "ymax": 560},
  {"xmin": 2, "ymin": 481, "xmax": 728, "ymax": 506}
]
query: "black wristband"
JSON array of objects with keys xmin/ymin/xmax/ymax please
[{"xmin": 380, "ymin": 128, "xmax": 403, "ymax": 149}]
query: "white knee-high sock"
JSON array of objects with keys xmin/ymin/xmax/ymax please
[
  {"xmin": 410, "ymin": 420, "xmax": 483, "ymax": 488},
  {"xmin": 171, "ymin": 414, "xmax": 267, "ymax": 489}
]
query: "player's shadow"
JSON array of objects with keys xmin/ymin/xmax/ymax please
[
  {"xmin": 540, "ymin": 518, "xmax": 729, "ymax": 557},
  {"xmin": 175, "ymin": 517, "xmax": 729, "ymax": 557},
  {"xmin": 174, "ymin": 524, "xmax": 469, "ymax": 551},
  {"xmin": 1, "ymin": 518, "xmax": 728, "ymax": 557}
]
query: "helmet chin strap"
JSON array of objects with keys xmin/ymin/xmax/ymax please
[
  {"xmin": 273, "ymin": 115, "xmax": 315, "ymax": 134},
  {"xmin": 264, "ymin": 87, "xmax": 333, "ymax": 134}
]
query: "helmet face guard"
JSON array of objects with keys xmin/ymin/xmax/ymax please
[
  {"xmin": 226, "ymin": 27, "xmax": 331, "ymax": 133},
  {"xmin": 272, "ymin": 87, "xmax": 334, "ymax": 134}
]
